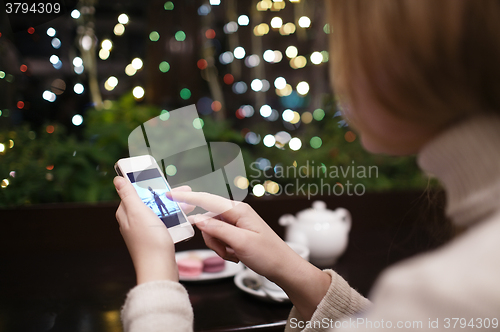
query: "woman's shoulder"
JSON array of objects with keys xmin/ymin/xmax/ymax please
[{"xmin": 368, "ymin": 211, "xmax": 500, "ymax": 317}]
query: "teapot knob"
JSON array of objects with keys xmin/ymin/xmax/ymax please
[
  {"xmin": 312, "ymin": 200, "xmax": 326, "ymax": 210},
  {"xmin": 279, "ymin": 214, "xmax": 296, "ymax": 226}
]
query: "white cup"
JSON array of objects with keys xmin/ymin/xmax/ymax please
[{"xmin": 260, "ymin": 241, "xmax": 310, "ymax": 292}]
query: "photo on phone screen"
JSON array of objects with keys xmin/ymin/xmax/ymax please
[{"xmin": 126, "ymin": 168, "xmax": 188, "ymax": 228}]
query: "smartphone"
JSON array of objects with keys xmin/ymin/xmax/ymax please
[{"xmin": 114, "ymin": 155, "xmax": 195, "ymax": 243}]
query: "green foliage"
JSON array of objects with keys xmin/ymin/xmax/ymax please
[
  {"xmin": 0, "ymin": 126, "xmax": 117, "ymax": 206},
  {"xmin": 0, "ymin": 92, "xmax": 429, "ymax": 207},
  {"xmin": 0, "ymin": 93, "xmax": 253, "ymax": 207},
  {"xmin": 243, "ymin": 94, "xmax": 429, "ymax": 193},
  {"xmin": 0, "ymin": 93, "xmax": 162, "ymax": 208}
]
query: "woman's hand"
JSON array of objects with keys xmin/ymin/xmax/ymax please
[
  {"xmin": 114, "ymin": 176, "xmax": 192, "ymax": 285},
  {"xmin": 168, "ymin": 190, "xmax": 294, "ymax": 280},
  {"xmin": 167, "ymin": 191, "xmax": 331, "ymax": 319}
]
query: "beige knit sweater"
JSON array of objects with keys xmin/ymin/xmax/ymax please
[{"xmin": 121, "ymin": 115, "xmax": 500, "ymax": 331}]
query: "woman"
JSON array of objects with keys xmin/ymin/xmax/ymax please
[{"xmin": 114, "ymin": 0, "xmax": 500, "ymax": 330}]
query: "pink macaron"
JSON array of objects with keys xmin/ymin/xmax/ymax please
[
  {"xmin": 177, "ymin": 258, "xmax": 203, "ymax": 277},
  {"xmin": 202, "ymin": 256, "xmax": 226, "ymax": 273}
]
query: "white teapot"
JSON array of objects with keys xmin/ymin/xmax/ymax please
[{"xmin": 279, "ymin": 201, "xmax": 351, "ymax": 266}]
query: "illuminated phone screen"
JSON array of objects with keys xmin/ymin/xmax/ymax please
[{"xmin": 126, "ymin": 168, "xmax": 188, "ymax": 228}]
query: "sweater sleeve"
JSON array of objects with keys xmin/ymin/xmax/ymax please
[
  {"xmin": 285, "ymin": 270, "xmax": 372, "ymax": 332},
  {"xmin": 121, "ymin": 280, "xmax": 194, "ymax": 332}
]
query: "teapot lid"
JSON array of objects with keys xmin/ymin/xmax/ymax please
[{"xmin": 296, "ymin": 200, "xmax": 337, "ymax": 222}]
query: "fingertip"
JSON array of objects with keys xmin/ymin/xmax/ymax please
[
  {"xmin": 178, "ymin": 202, "xmax": 195, "ymax": 213},
  {"xmin": 187, "ymin": 214, "xmax": 196, "ymax": 224},
  {"xmin": 166, "ymin": 190, "xmax": 188, "ymax": 202},
  {"xmin": 174, "ymin": 185, "xmax": 192, "ymax": 192},
  {"xmin": 114, "ymin": 176, "xmax": 139, "ymax": 202},
  {"xmin": 114, "ymin": 176, "xmax": 126, "ymax": 190},
  {"xmin": 192, "ymin": 214, "xmax": 208, "ymax": 228}
]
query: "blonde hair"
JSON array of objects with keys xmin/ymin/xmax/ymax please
[{"xmin": 328, "ymin": 0, "xmax": 500, "ymax": 128}]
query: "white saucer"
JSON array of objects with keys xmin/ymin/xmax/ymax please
[
  {"xmin": 175, "ymin": 249, "xmax": 244, "ymax": 282},
  {"xmin": 234, "ymin": 269, "xmax": 290, "ymax": 302}
]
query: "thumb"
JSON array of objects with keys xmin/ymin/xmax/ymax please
[{"xmin": 114, "ymin": 176, "xmax": 142, "ymax": 205}]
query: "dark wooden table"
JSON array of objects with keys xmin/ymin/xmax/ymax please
[{"xmin": 0, "ymin": 191, "xmax": 448, "ymax": 332}]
